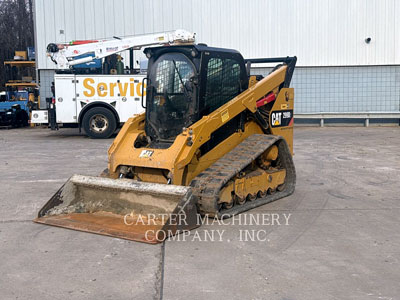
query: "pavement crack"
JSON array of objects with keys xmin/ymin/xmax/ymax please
[
  {"xmin": 281, "ymin": 196, "xmax": 330, "ymax": 253},
  {"xmin": 154, "ymin": 241, "xmax": 166, "ymax": 300},
  {"xmin": 0, "ymin": 219, "xmax": 32, "ymax": 223}
]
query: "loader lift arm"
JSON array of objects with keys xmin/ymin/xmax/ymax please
[{"xmin": 174, "ymin": 57, "xmax": 297, "ymax": 172}]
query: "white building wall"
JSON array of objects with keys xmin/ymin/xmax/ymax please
[{"xmin": 35, "ymin": 0, "xmax": 400, "ymax": 70}]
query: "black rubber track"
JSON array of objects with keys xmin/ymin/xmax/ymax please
[{"xmin": 190, "ymin": 134, "xmax": 296, "ymax": 218}]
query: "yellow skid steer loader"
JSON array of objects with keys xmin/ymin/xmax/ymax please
[{"xmin": 35, "ymin": 44, "xmax": 297, "ymax": 243}]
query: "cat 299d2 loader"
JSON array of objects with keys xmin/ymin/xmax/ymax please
[{"xmin": 35, "ymin": 42, "xmax": 297, "ymax": 244}]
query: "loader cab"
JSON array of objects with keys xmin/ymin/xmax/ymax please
[{"xmin": 144, "ymin": 45, "xmax": 248, "ymax": 145}]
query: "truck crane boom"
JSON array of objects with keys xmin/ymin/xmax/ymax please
[{"xmin": 46, "ymin": 29, "xmax": 195, "ymax": 70}]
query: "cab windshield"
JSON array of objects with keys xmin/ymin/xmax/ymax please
[{"xmin": 147, "ymin": 53, "xmax": 196, "ymax": 141}]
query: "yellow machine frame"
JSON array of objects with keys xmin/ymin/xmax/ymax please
[{"xmin": 108, "ymin": 66, "xmax": 294, "ymax": 186}]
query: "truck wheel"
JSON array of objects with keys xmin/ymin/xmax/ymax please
[{"xmin": 82, "ymin": 107, "xmax": 117, "ymax": 139}]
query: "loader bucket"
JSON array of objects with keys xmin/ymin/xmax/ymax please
[{"xmin": 34, "ymin": 175, "xmax": 199, "ymax": 244}]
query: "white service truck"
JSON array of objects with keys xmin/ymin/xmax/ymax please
[
  {"xmin": 31, "ymin": 29, "xmax": 195, "ymax": 138},
  {"xmin": 32, "ymin": 73, "xmax": 145, "ymax": 138}
]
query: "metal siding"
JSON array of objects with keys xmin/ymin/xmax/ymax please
[
  {"xmin": 152, "ymin": 0, "xmax": 164, "ymax": 32},
  {"xmin": 63, "ymin": 0, "xmax": 76, "ymax": 44},
  {"xmin": 93, "ymin": 0, "xmax": 106, "ymax": 39},
  {"xmin": 123, "ymin": 0, "xmax": 134, "ymax": 35},
  {"xmin": 35, "ymin": 0, "xmax": 400, "ymax": 69},
  {"xmin": 83, "ymin": 0, "xmax": 96, "ymax": 39},
  {"xmin": 103, "ymin": 0, "xmax": 115, "ymax": 38},
  {"xmin": 40, "ymin": 0, "xmax": 56, "ymax": 70},
  {"xmin": 133, "ymin": 0, "xmax": 145, "ymax": 35},
  {"xmin": 143, "ymin": 0, "xmax": 153, "ymax": 34},
  {"xmin": 396, "ymin": 0, "xmax": 400, "ymax": 64},
  {"xmin": 252, "ymin": 66, "xmax": 400, "ymax": 114},
  {"xmin": 162, "ymin": 0, "xmax": 174, "ymax": 31},
  {"xmin": 113, "ymin": 0, "xmax": 125, "ymax": 37},
  {"xmin": 54, "ymin": 0, "xmax": 65, "ymax": 43},
  {"xmin": 35, "ymin": 0, "xmax": 46, "ymax": 69}
]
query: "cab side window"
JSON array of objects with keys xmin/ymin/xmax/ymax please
[{"xmin": 203, "ymin": 57, "xmax": 241, "ymax": 113}]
